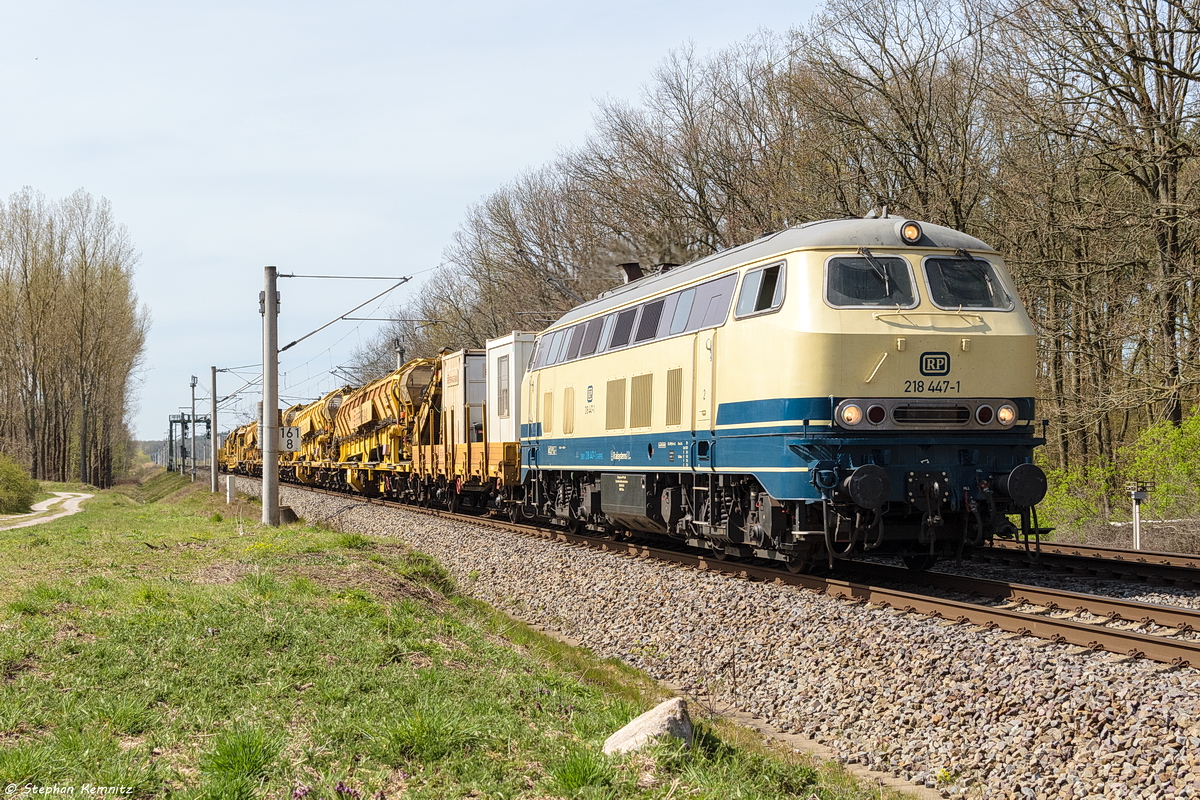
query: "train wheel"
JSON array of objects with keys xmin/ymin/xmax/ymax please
[
  {"xmin": 902, "ymin": 554, "xmax": 938, "ymax": 572},
  {"xmin": 785, "ymin": 555, "xmax": 815, "ymax": 574}
]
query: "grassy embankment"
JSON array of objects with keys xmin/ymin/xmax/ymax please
[{"xmin": 0, "ymin": 469, "xmax": 906, "ymax": 799}]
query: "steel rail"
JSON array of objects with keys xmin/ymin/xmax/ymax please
[
  {"xmin": 988, "ymin": 538, "xmax": 1200, "ymax": 570},
  {"xmin": 847, "ymin": 561, "xmax": 1200, "ymax": 631},
  {"xmin": 246, "ymin": 477, "xmax": 1200, "ymax": 667},
  {"xmin": 978, "ymin": 540, "xmax": 1200, "ymax": 586}
]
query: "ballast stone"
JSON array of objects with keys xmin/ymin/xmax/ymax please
[{"xmin": 602, "ymin": 697, "xmax": 694, "ymax": 755}]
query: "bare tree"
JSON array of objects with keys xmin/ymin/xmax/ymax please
[{"xmin": 994, "ymin": 0, "xmax": 1200, "ymax": 425}]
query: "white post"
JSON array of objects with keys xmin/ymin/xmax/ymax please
[
  {"xmin": 210, "ymin": 366, "xmax": 219, "ymax": 493},
  {"xmin": 262, "ymin": 266, "xmax": 280, "ymax": 526},
  {"xmin": 226, "ymin": 474, "xmax": 236, "ymax": 504},
  {"xmin": 1133, "ymin": 495, "xmax": 1142, "ymax": 550}
]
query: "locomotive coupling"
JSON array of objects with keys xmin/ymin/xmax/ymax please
[{"xmin": 995, "ymin": 463, "xmax": 1047, "ymax": 508}]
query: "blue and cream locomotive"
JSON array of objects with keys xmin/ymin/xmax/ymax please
[{"xmin": 518, "ymin": 214, "xmax": 1046, "ymax": 570}]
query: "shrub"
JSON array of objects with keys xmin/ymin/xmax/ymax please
[{"xmin": 0, "ymin": 453, "xmax": 36, "ymax": 514}]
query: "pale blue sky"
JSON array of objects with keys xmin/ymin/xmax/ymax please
[{"xmin": 0, "ymin": 0, "xmax": 816, "ymax": 440}]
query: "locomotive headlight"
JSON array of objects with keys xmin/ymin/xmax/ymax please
[
  {"xmin": 997, "ymin": 403, "xmax": 1017, "ymax": 426},
  {"xmin": 899, "ymin": 220, "xmax": 923, "ymax": 244},
  {"xmin": 975, "ymin": 404, "xmax": 994, "ymax": 425},
  {"xmin": 840, "ymin": 403, "xmax": 864, "ymax": 426}
]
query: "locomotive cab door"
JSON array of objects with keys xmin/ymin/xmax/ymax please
[
  {"xmin": 693, "ymin": 332, "xmax": 716, "ymax": 470},
  {"xmin": 694, "ymin": 331, "xmax": 716, "ymax": 430}
]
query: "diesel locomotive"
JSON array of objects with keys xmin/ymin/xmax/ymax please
[{"xmin": 221, "ymin": 214, "xmax": 1047, "ymax": 571}]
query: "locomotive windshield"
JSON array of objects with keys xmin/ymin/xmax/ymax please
[
  {"xmin": 923, "ymin": 256, "xmax": 1013, "ymax": 310},
  {"xmin": 825, "ymin": 255, "xmax": 916, "ymax": 307}
]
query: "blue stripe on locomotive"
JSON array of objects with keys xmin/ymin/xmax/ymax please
[{"xmin": 521, "ymin": 396, "xmax": 1042, "ymax": 505}]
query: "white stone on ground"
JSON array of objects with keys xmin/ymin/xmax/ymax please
[{"xmin": 603, "ymin": 697, "xmax": 694, "ymax": 755}]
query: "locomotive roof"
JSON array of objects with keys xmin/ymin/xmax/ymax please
[{"xmin": 549, "ymin": 217, "xmax": 996, "ymax": 330}]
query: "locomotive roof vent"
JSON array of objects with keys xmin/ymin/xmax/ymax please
[{"xmin": 618, "ymin": 262, "xmax": 644, "ymax": 283}]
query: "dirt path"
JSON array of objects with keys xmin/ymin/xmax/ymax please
[{"xmin": 0, "ymin": 492, "xmax": 93, "ymax": 531}]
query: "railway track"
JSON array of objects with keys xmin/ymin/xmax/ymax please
[
  {"xmin": 976, "ymin": 538, "xmax": 1200, "ymax": 587},
  {"xmin": 246, "ymin": 477, "xmax": 1200, "ymax": 668}
]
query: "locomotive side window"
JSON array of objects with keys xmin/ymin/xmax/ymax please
[
  {"xmin": 635, "ymin": 299, "xmax": 665, "ymax": 342},
  {"xmin": 598, "ymin": 313, "xmax": 616, "ymax": 351},
  {"xmin": 687, "ymin": 272, "xmax": 737, "ymax": 329},
  {"xmin": 657, "ymin": 293, "xmax": 680, "ymax": 338},
  {"xmin": 669, "ymin": 289, "xmax": 695, "ymax": 335},
  {"xmin": 580, "ymin": 316, "xmax": 605, "ymax": 356},
  {"xmin": 545, "ymin": 329, "xmax": 569, "ymax": 365},
  {"xmin": 735, "ymin": 261, "xmax": 785, "ymax": 318},
  {"xmin": 609, "ymin": 308, "xmax": 639, "ymax": 350},
  {"xmin": 565, "ymin": 323, "xmax": 587, "ymax": 360},
  {"xmin": 533, "ymin": 270, "xmax": 739, "ymax": 369},
  {"xmin": 923, "ymin": 256, "xmax": 1014, "ymax": 310},
  {"xmin": 825, "ymin": 255, "xmax": 917, "ymax": 308},
  {"xmin": 532, "ymin": 331, "xmax": 556, "ymax": 370}
]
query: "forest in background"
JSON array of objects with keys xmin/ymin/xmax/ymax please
[
  {"xmin": 347, "ymin": 0, "xmax": 1200, "ymax": 532},
  {"xmin": 0, "ymin": 188, "xmax": 148, "ymax": 487}
]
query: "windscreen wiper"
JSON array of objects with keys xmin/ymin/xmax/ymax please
[
  {"xmin": 954, "ymin": 248, "xmax": 995, "ymax": 294},
  {"xmin": 858, "ymin": 247, "xmax": 891, "ymax": 296}
]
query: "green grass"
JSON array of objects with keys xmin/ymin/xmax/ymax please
[{"xmin": 0, "ymin": 480, "xmax": 912, "ymax": 800}]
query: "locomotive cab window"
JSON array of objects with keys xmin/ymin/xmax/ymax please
[
  {"xmin": 825, "ymin": 254, "xmax": 917, "ymax": 308},
  {"xmin": 735, "ymin": 262, "xmax": 785, "ymax": 318},
  {"xmin": 923, "ymin": 256, "xmax": 1014, "ymax": 310}
]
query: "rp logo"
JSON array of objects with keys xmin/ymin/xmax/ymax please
[
  {"xmin": 586, "ymin": 385, "xmax": 593, "ymax": 403},
  {"xmin": 920, "ymin": 352, "xmax": 951, "ymax": 376}
]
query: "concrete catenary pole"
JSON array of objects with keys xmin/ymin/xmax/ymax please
[
  {"xmin": 262, "ymin": 266, "xmax": 280, "ymax": 526},
  {"xmin": 210, "ymin": 365, "xmax": 218, "ymax": 493},
  {"xmin": 190, "ymin": 375, "xmax": 198, "ymax": 482}
]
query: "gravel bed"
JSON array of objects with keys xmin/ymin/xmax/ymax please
[{"xmin": 247, "ymin": 482, "xmax": 1200, "ymax": 799}]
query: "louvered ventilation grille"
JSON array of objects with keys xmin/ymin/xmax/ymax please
[
  {"xmin": 630, "ymin": 373, "xmax": 653, "ymax": 428},
  {"xmin": 666, "ymin": 368, "xmax": 683, "ymax": 426},
  {"xmin": 606, "ymin": 379, "xmax": 626, "ymax": 430}
]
